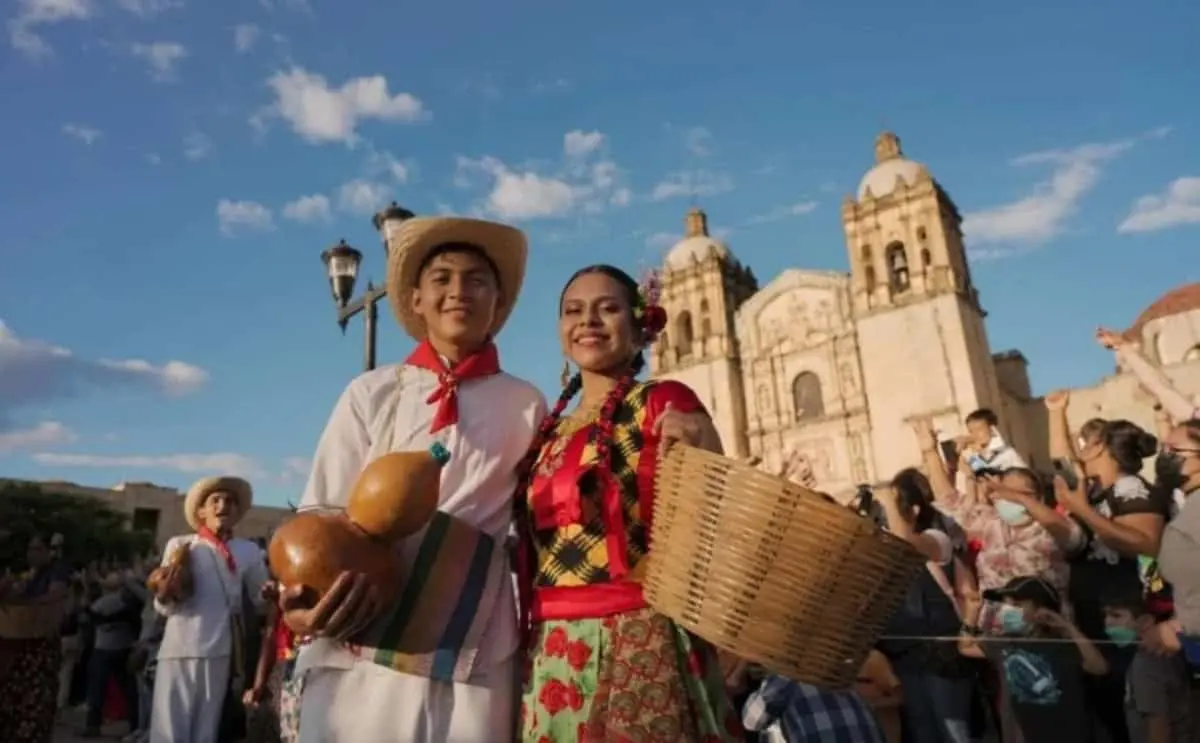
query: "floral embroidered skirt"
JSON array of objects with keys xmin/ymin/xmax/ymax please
[
  {"xmin": 520, "ymin": 607, "xmax": 744, "ymax": 742},
  {"xmin": 0, "ymin": 637, "xmax": 61, "ymax": 743}
]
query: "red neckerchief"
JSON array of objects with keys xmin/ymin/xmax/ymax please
[
  {"xmin": 196, "ymin": 525, "xmax": 237, "ymax": 574},
  {"xmin": 404, "ymin": 339, "xmax": 501, "ymax": 433}
]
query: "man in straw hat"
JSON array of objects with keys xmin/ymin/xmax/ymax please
[
  {"xmin": 285, "ymin": 216, "xmax": 546, "ymax": 742},
  {"xmin": 148, "ymin": 476, "xmax": 270, "ymax": 743}
]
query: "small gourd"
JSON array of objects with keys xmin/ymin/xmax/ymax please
[{"xmin": 268, "ymin": 443, "xmax": 451, "ymax": 608}]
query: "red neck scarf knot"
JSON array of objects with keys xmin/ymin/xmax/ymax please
[{"xmin": 404, "ymin": 339, "xmax": 501, "ymax": 434}]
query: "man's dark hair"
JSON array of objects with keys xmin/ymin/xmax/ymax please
[
  {"xmin": 965, "ymin": 408, "xmax": 999, "ymax": 427},
  {"xmin": 414, "ymin": 242, "xmax": 501, "ymax": 288}
]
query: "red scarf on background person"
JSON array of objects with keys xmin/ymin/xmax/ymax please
[
  {"xmin": 404, "ymin": 339, "xmax": 502, "ymax": 433},
  {"xmin": 196, "ymin": 525, "xmax": 237, "ymax": 574}
]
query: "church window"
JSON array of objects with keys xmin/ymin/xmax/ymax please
[
  {"xmin": 916, "ymin": 226, "xmax": 927, "ymax": 241},
  {"xmin": 700, "ymin": 298, "xmax": 710, "ymax": 313},
  {"xmin": 675, "ymin": 311, "xmax": 694, "ymax": 356},
  {"xmin": 886, "ymin": 242, "xmax": 911, "ymax": 293},
  {"xmin": 791, "ymin": 372, "xmax": 825, "ymax": 421},
  {"xmin": 865, "ymin": 266, "xmax": 877, "ymax": 292},
  {"xmin": 921, "ymin": 248, "xmax": 932, "ymax": 268},
  {"xmin": 701, "ymin": 317, "xmax": 712, "ymax": 337}
]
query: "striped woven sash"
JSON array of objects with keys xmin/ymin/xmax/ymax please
[{"xmin": 351, "ymin": 510, "xmax": 506, "ymax": 683}]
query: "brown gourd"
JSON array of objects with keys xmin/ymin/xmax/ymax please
[
  {"xmin": 268, "ymin": 443, "xmax": 450, "ymax": 609},
  {"xmin": 146, "ymin": 542, "xmax": 194, "ymax": 602}
]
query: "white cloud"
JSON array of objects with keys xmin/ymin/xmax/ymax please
[
  {"xmin": 263, "ymin": 67, "xmax": 427, "ymax": 145},
  {"xmin": 145, "ymin": 153, "xmax": 161, "ymax": 165},
  {"xmin": 962, "ymin": 128, "xmax": 1169, "ymax": 255},
  {"xmin": 233, "ymin": 23, "xmax": 259, "ymax": 53},
  {"xmin": 280, "ymin": 456, "xmax": 311, "ymax": 482},
  {"xmin": 363, "ymin": 149, "xmax": 411, "ymax": 184},
  {"xmin": 337, "ymin": 179, "xmax": 390, "ymax": 215},
  {"xmin": 32, "ymin": 451, "xmax": 264, "ymax": 478},
  {"xmin": 682, "ymin": 126, "xmax": 712, "ymax": 157},
  {"xmin": 182, "ymin": 131, "xmax": 213, "ymax": 161},
  {"xmin": 746, "ymin": 200, "xmax": 818, "ymax": 225},
  {"xmin": 130, "ymin": 41, "xmax": 186, "ymax": 81},
  {"xmin": 456, "ymin": 139, "xmax": 631, "ymax": 221},
  {"xmin": 62, "ymin": 123, "xmax": 101, "ymax": 145},
  {"xmin": 531, "ymin": 78, "xmax": 571, "ymax": 94},
  {"xmin": 0, "ymin": 421, "xmax": 76, "ymax": 452},
  {"xmin": 563, "ymin": 130, "xmax": 604, "ymax": 159},
  {"xmin": 645, "ymin": 232, "xmax": 679, "ymax": 250},
  {"xmin": 282, "ymin": 193, "xmax": 332, "ymax": 223},
  {"xmin": 259, "ymin": 0, "xmax": 310, "ymax": 12},
  {"xmin": 216, "ymin": 199, "xmax": 274, "ymax": 236},
  {"xmin": 0, "ymin": 319, "xmax": 208, "ymax": 434},
  {"xmin": 651, "ymin": 170, "xmax": 733, "ymax": 201},
  {"xmin": 8, "ymin": 0, "xmax": 96, "ymax": 58},
  {"xmin": 1118, "ymin": 177, "xmax": 1200, "ymax": 234},
  {"xmin": 116, "ymin": 0, "xmax": 182, "ymax": 17}
]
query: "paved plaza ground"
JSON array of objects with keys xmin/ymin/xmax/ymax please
[{"xmin": 53, "ymin": 705, "xmax": 135, "ymax": 742}]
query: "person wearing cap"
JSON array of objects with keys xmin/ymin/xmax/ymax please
[
  {"xmin": 958, "ymin": 576, "xmax": 1107, "ymax": 743},
  {"xmin": 285, "ymin": 217, "xmax": 547, "ymax": 742},
  {"xmin": 148, "ymin": 476, "xmax": 269, "ymax": 743}
]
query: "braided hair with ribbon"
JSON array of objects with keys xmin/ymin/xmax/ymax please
[{"xmin": 511, "ymin": 265, "xmax": 667, "ymax": 641}]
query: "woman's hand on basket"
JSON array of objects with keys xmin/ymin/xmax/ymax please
[{"xmin": 654, "ymin": 402, "xmax": 723, "ymax": 454}]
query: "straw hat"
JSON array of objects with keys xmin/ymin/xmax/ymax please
[
  {"xmin": 184, "ymin": 476, "xmax": 253, "ymax": 531},
  {"xmin": 385, "ymin": 216, "xmax": 528, "ymax": 340}
]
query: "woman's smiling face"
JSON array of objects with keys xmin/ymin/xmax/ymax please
[{"xmin": 558, "ymin": 270, "xmax": 638, "ymax": 374}]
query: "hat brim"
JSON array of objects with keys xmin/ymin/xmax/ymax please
[
  {"xmin": 385, "ymin": 217, "xmax": 528, "ymax": 342},
  {"xmin": 184, "ymin": 476, "xmax": 253, "ymax": 531}
]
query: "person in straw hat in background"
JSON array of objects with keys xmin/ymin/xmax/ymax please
[
  {"xmin": 283, "ymin": 215, "xmax": 547, "ymax": 742},
  {"xmin": 148, "ymin": 476, "xmax": 270, "ymax": 743}
]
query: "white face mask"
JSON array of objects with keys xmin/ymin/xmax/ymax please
[{"xmin": 994, "ymin": 500, "xmax": 1029, "ymax": 525}]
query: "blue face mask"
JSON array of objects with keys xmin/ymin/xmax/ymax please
[
  {"xmin": 1104, "ymin": 626, "xmax": 1139, "ymax": 647},
  {"xmin": 998, "ymin": 605, "xmax": 1028, "ymax": 635},
  {"xmin": 994, "ymin": 500, "xmax": 1029, "ymax": 525}
]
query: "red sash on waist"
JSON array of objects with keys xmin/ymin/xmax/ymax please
[{"xmin": 532, "ymin": 582, "xmax": 646, "ymax": 622}]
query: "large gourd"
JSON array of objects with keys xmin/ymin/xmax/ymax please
[
  {"xmin": 268, "ymin": 443, "xmax": 450, "ymax": 610},
  {"xmin": 146, "ymin": 542, "xmax": 193, "ymax": 603}
]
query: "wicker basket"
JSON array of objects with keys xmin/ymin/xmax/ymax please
[{"xmin": 644, "ymin": 444, "xmax": 925, "ymax": 689}]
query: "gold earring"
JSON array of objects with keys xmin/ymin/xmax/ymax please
[{"xmin": 561, "ymin": 360, "xmax": 572, "ymax": 387}]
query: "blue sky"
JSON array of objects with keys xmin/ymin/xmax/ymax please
[{"xmin": 1, "ymin": 0, "xmax": 1198, "ymax": 507}]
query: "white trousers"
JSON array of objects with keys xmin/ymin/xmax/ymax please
[
  {"xmin": 298, "ymin": 660, "xmax": 515, "ymax": 743},
  {"xmin": 149, "ymin": 656, "xmax": 231, "ymax": 743}
]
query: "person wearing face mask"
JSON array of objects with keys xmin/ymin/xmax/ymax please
[
  {"xmin": 1102, "ymin": 590, "xmax": 1195, "ymax": 743},
  {"xmin": 958, "ymin": 577, "xmax": 1107, "ymax": 743},
  {"xmin": 1146, "ymin": 421, "xmax": 1200, "ymax": 687},
  {"xmin": 910, "ymin": 420, "xmax": 1072, "ymax": 619},
  {"xmin": 1052, "ymin": 419, "xmax": 1170, "ymax": 743}
]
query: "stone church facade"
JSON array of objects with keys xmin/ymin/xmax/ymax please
[{"xmin": 649, "ymin": 132, "xmax": 1200, "ymax": 497}]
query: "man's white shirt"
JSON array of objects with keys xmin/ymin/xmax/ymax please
[{"xmin": 296, "ymin": 363, "xmax": 546, "ymax": 675}]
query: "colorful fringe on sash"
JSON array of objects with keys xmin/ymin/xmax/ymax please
[{"xmin": 352, "ymin": 511, "xmax": 506, "ymax": 683}]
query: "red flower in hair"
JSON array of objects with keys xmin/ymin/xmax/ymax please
[{"xmin": 640, "ymin": 305, "xmax": 668, "ymax": 338}]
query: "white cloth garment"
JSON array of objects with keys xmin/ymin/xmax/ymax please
[
  {"xmin": 150, "ymin": 534, "xmax": 268, "ymax": 743},
  {"xmin": 295, "ymin": 361, "xmax": 545, "ymax": 741},
  {"xmin": 149, "ymin": 656, "xmax": 230, "ymax": 743},
  {"xmin": 154, "ymin": 535, "xmax": 269, "ymax": 660},
  {"xmin": 297, "ymin": 657, "xmax": 514, "ymax": 743}
]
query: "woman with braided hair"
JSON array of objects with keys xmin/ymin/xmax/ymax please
[{"xmin": 515, "ymin": 264, "xmax": 743, "ymax": 742}]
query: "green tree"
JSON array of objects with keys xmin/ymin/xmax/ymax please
[{"xmin": 0, "ymin": 482, "xmax": 156, "ymax": 571}]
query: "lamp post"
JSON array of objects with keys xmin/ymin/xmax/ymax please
[{"xmin": 320, "ymin": 202, "xmax": 415, "ymax": 372}]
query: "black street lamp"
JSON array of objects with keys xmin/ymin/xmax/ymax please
[{"xmin": 320, "ymin": 202, "xmax": 415, "ymax": 371}]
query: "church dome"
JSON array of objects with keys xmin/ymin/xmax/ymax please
[
  {"xmin": 1124, "ymin": 282, "xmax": 1200, "ymax": 341},
  {"xmin": 856, "ymin": 131, "xmax": 926, "ymax": 200},
  {"xmin": 665, "ymin": 208, "xmax": 731, "ymax": 269}
]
